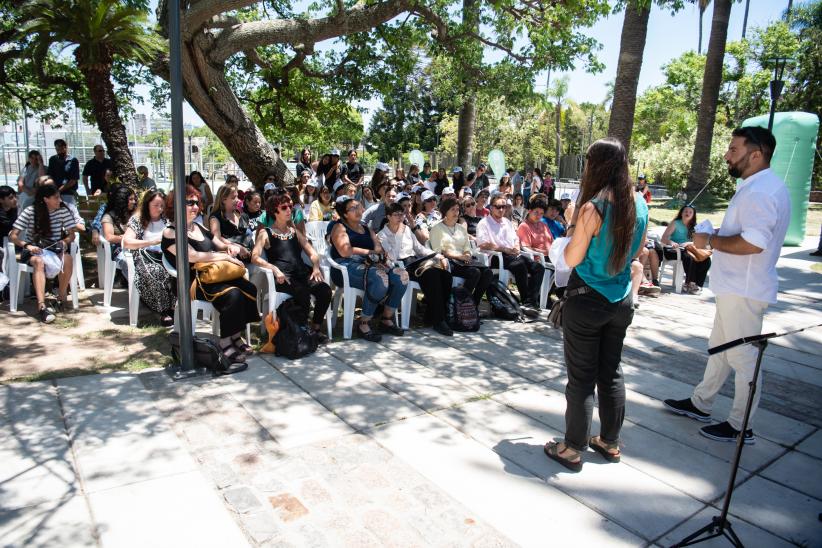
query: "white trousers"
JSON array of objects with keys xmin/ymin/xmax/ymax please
[{"xmin": 692, "ymin": 293, "xmax": 768, "ymax": 431}]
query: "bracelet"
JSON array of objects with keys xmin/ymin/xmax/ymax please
[{"xmin": 707, "ymin": 234, "xmax": 714, "ymax": 248}]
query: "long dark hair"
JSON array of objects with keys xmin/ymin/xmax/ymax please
[
  {"xmin": 140, "ymin": 189, "xmax": 166, "ymax": 229},
  {"xmin": 578, "ymin": 138, "xmax": 636, "ymax": 275},
  {"xmin": 674, "ymin": 205, "xmax": 697, "ymax": 237},
  {"xmin": 33, "ymin": 183, "xmax": 64, "ymax": 240},
  {"xmin": 104, "ymin": 185, "xmax": 136, "ymax": 229}
]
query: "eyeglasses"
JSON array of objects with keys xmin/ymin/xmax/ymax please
[
  {"xmin": 278, "ymin": 204, "xmax": 293, "ymax": 211},
  {"xmin": 492, "ymin": 204, "xmax": 506, "ymax": 210},
  {"xmin": 346, "ymin": 204, "xmax": 363, "ymax": 212},
  {"xmin": 185, "ymin": 199, "xmax": 199, "ymax": 207}
]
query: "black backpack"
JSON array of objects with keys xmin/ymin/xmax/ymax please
[
  {"xmin": 168, "ymin": 332, "xmax": 248, "ymax": 376},
  {"xmin": 487, "ymin": 280, "xmax": 524, "ymax": 321},
  {"xmin": 447, "ymin": 286, "xmax": 480, "ymax": 332},
  {"xmin": 274, "ymin": 299, "xmax": 319, "ymax": 359}
]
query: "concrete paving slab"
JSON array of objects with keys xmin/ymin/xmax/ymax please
[
  {"xmin": 367, "ymin": 413, "xmax": 643, "ymax": 547},
  {"xmin": 218, "ymin": 359, "xmax": 354, "ymax": 449},
  {"xmin": 326, "ymin": 339, "xmax": 481, "ymax": 411},
  {"xmin": 378, "ymin": 333, "xmax": 530, "ymax": 394},
  {"xmin": 659, "ymin": 507, "xmax": 796, "ymax": 548},
  {"xmin": 765, "ymin": 343, "xmax": 822, "ymax": 370},
  {"xmin": 88, "ymin": 470, "xmax": 248, "ymax": 547},
  {"xmin": 490, "ymin": 384, "xmax": 744, "ymax": 502},
  {"xmin": 796, "ymin": 429, "xmax": 822, "ymax": 459},
  {"xmin": 434, "ymin": 397, "xmax": 705, "ymax": 541},
  {"xmin": 0, "ymin": 447, "xmax": 77, "ymax": 511},
  {"xmin": 759, "ymin": 450, "xmax": 822, "ymax": 501},
  {"xmin": 256, "ymin": 350, "xmax": 373, "ymax": 394},
  {"xmin": 726, "ymin": 475, "xmax": 822, "ymax": 547},
  {"xmin": 0, "ymin": 496, "xmax": 96, "ymax": 547}
]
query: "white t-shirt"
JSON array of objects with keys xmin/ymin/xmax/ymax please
[{"xmin": 709, "ymin": 168, "xmax": 790, "ymax": 304}]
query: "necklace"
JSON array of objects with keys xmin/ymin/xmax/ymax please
[
  {"xmin": 270, "ymin": 225, "xmax": 293, "ymax": 240},
  {"xmin": 443, "ymin": 220, "xmax": 458, "ymax": 236}
]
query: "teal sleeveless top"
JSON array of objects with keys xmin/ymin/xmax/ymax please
[
  {"xmin": 669, "ymin": 219, "xmax": 689, "ymax": 244},
  {"xmin": 574, "ymin": 194, "xmax": 649, "ymax": 303}
]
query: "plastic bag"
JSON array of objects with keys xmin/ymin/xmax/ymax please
[{"xmin": 548, "ymin": 237, "xmax": 572, "ymax": 288}]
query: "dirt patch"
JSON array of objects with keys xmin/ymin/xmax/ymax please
[{"xmin": 0, "ymin": 287, "xmax": 171, "ymax": 383}]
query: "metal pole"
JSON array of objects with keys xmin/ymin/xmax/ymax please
[
  {"xmin": 167, "ymin": 0, "xmax": 197, "ymax": 378},
  {"xmin": 23, "ymin": 105, "xmax": 30, "ymax": 151}
]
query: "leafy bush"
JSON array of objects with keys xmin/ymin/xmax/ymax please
[{"xmin": 639, "ymin": 124, "xmax": 736, "ymax": 199}]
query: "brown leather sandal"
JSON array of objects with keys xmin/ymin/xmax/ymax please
[
  {"xmin": 544, "ymin": 441, "xmax": 582, "ymax": 472},
  {"xmin": 590, "ymin": 436, "xmax": 621, "ymax": 463}
]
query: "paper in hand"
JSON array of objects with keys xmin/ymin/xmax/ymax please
[{"xmin": 694, "ymin": 219, "xmax": 714, "ymax": 234}]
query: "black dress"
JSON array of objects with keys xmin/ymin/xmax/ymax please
[
  {"xmin": 210, "ymin": 210, "xmax": 253, "ymax": 252},
  {"xmin": 162, "ymin": 223, "xmax": 259, "ymax": 336},
  {"xmin": 264, "ymin": 227, "xmax": 331, "ymax": 325}
]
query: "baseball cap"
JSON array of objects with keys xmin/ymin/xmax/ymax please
[
  {"xmin": 394, "ymin": 192, "xmax": 411, "ymax": 203},
  {"xmin": 452, "ymin": 166, "xmax": 462, "ymax": 173},
  {"xmin": 638, "ymin": 173, "xmax": 646, "ymax": 179},
  {"xmin": 263, "ymin": 182, "xmax": 277, "ymax": 192},
  {"xmin": 375, "ymin": 162, "xmax": 390, "ymax": 171},
  {"xmin": 335, "ymin": 195, "xmax": 353, "ymax": 205},
  {"xmin": 462, "ymin": 187, "xmax": 473, "ymax": 196},
  {"xmin": 411, "ymin": 184, "xmax": 425, "ymax": 193},
  {"xmin": 306, "ymin": 178, "xmax": 317, "ymax": 188},
  {"xmin": 332, "ymin": 180, "xmax": 344, "ymax": 193},
  {"xmin": 478, "ymin": 163, "xmax": 487, "ymax": 169},
  {"xmin": 330, "ymin": 149, "xmax": 341, "ymax": 156},
  {"xmin": 560, "ymin": 192, "xmax": 571, "ymax": 200},
  {"xmin": 421, "ymin": 190, "xmax": 436, "ymax": 202},
  {"xmin": 441, "ymin": 187, "xmax": 455, "ymax": 196}
]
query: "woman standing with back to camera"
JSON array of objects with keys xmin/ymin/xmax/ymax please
[{"xmin": 544, "ymin": 138, "xmax": 648, "ymax": 472}]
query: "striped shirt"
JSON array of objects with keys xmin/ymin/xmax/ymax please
[{"xmin": 13, "ymin": 204, "xmax": 77, "ymax": 245}]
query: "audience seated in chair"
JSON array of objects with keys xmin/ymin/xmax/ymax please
[
  {"xmin": 100, "ymin": 185, "xmax": 138, "ymax": 279},
  {"xmin": 379, "ymin": 202, "xmax": 454, "ymax": 336},
  {"xmin": 210, "ymin": 184, "xmax": 253, "ymax": 262},
  {"xmin": 476, "ymin": 194, "xmax": 545, "ymax": 311},
  {"xmin": 9, "ymin": 183, "xmax": 76, "ymax": 323},
  {"xmin": 252, "ymin": 192, "xmax": 331, "ymax": 342},
  {"xmin": 122, "ymin": 189, "xmax": 176, "ymax": 326},
  {"xmin": 329, "ymin": 196, "xmax": 406, "ymax": 342},
  {"xmin": 429, "ymin": 196, "xmax": 493, "ymax": 306},
  {"xmin": 162, "ymin": 184, "xmax": 259, "ymax": 364},
  {"xmin": 659, "ymin": 205, "xmax": 711, "ymax": 294}
]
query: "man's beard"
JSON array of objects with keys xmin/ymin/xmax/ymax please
[{"xmin": 728, "ymin": 163, "xmax": 743, "ymax": 178}]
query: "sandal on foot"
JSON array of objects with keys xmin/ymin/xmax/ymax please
[
  {"xmin": 230, "ymin": 334, "xmax": 253, "ymax": 354},
  {"xmin": 379, "ymin": 319, "xmax": 404, "ymax": 336},
  {"xmin": 219, "ymin": 343, "xmax": 247, "ymax": 364},
  {"xmin": 544, "ymin": 441, "xmax": 582, "ymax": 472},
  {"xmin": 590, "ymin": 436, "xmax": 621, "ymax": 463},
  {"xmin": 358, "ymin": 322, "xmax": 382, "ymax": 343}
]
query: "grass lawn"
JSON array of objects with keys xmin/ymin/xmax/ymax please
[{"xmin": 648, "ymin": 199, "xmax": 822, "ymax": 238}]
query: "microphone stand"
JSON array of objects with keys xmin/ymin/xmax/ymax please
[{"xmin": 672, "ymin": 323, "xmax": 822, "ymax": 547}]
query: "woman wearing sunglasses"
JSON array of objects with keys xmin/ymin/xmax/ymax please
[
  {"xmin": 252, "ymin": 193, "xmax": 331, "ymax": 341},
  {"xmin": 162, "ymin": 185, "xmax": 260, "ymax": 363}
]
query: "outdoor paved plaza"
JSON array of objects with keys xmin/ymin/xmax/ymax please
[{"xmin": 1, "ymin": 241, "xmax": 821, "ymax": 547}]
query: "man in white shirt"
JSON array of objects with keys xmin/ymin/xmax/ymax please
[
  {"xmin": 476, "ymin": 194, "xmax": 544, "ymax": 310},
  {"xmin": 664, "ymin": 127, "xmax": 790, "ymax": 444}
]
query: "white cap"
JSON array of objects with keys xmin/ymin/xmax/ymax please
[
  {"xmin": 394, "ymin": 192, "xmax": 410, "ymax": 203},
  {"xmin": 452, "ymin": 166, "xmax": 462, "ymax": 173},
  {"xmin": 263, "ymin": 182, "xmax": 277, "ymax": 192},
  {"xmin": 375, "ymin": 162, "xmax": 390, "ymax": 171},
  {"xmin": 441, "ymin": 187, "xmax": 455, "ymax": 195},
  {"xmin": 306, "ymin": 178, "xmax": 317, "ymax": 188},
  {"xmin": 411, "ymin": 184, "xmax": 425, "ymax": 193},
  {"xmin": 332, "ymin": 180, "xmax": 344, "ymax": 193},
  {"xmin": 335, "ymin": 195, "xmax": 353, "ymax": 205},
  {"xmin": 560, "ymin": 192, "xmax": 571, "ymax": 200},
  {"xmin": 421, "ymin": 190, "xmax": 436, "ymax": 202},
  {"xmin": 462, "ymin": 187, "xmax": 473, "ymax": 196},
  {"xmin": 330, "ymin": 148, "xmax": 341, "ymax": 156}
]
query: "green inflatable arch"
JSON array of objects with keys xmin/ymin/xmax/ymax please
[{"xmin": 742, "ymin": 112, "xmax": 820, "ymax": 246}]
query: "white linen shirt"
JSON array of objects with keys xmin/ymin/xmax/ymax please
[
  {"xmin": 709, "ymin": 168, "xmax": 790, "ymax": 304},
  {"xmin": 475, "ymin": 215, "xmax": 519, "ymax": 250},
  {"xmin": 378, "ymin": 223, "xmax": 429, "ymax": 263}
]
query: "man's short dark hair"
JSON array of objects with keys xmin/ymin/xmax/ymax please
[
  {"xmin": 385, "ymin": 202, "xmax": 404, "ymax": 216},
  {"xmin": 54, "ymin": 139, "xmax": 66, "ymax": 147},
  {"xmin": 547, "ymin": 199, "xmax": 561, "ymax": 211},
  {"xmin": 732, "ymin": 126, "xmax": 776, "ymax": 163},
  {"xmin": 490, "ymin": 194, "xmax": 507, "ymax": 207}
]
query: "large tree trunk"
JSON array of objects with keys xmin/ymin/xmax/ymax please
[
  {"xmin": 555, "ymin": 101, "xmax": 562, "ymax": 173},
  {"xmin": 698, "ymin": 7, "xmax": 704, "ymax": 54},
  {"xmin": 457, "ymin": 97, "xmax": 476, "ymax": 169},
  {"xmin": 686, "ymin": 0, "xmax": 732, "ymax": 199},
  {"xmin": 80, "ymin": 61, "xmax": 139, "ymax": 189},
  {"xmin": 607, "ymin": 1, "xmax": 650, "ymax": 153}
]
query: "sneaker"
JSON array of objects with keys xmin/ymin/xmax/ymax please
[
  {"xmin": 700, "ymin": 421, "xmax": 756, "ymax": 445},
  {"xmin": 521, "ymin": 302, "xmax": 540, "ymax": 317},
  {"xmin": 638, "ymin": 281, "xmax": 661, "ymax": 297},
  {"xmin": 433, "ymin": 321, "xmax": 454, "ymax": 337},
  {"xmin": 39, "ymin": 307, "xmax": 56, "ymax": 324},
  {"xmin": 663, "ymin": 398, "xmax": 712, "ymax": 422},
  {"xmin": 685, "ymin": 284, "xmax": 703, "ymax": 295},
  {"xmin": 810, "ymin": 249, "xmax": 822, "ymax": 257},
  {"xmin": 652, "ymin": 279, "xmax": 660, "ymax": 287}
]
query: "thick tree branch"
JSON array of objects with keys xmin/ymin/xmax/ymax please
[
  {"xmin": 184, "ymin": 0, "xmax": 258, "ymax": 35},
  {"xmin": 209, "ymin": 0, "xmax": 415, "ymax": 63}
]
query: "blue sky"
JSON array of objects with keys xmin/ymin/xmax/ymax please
[{"xmin": 140, "ymin": 0, "xmax": 797, "ymax": 130}]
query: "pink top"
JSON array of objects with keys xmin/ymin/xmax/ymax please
[{"xmin": 516, "ymin": 219, "xmax": 553, "ymax": 254}]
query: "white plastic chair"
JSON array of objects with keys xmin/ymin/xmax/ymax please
[
  {"xmin": 659, "ymin": 246, "xmax": 685, "ymax": 293},
  {"xmin": 261, "ymin": 269, "xmax": 333, "ymax": 339},
  {"xmin": 162, "ymin": 254, "xmax": 251, "ymax": 341},
  {"xmin": 72, "ymin": 232, "xmax": 86, "ymax": 291},
  {"xmin": 522, "ymin": 248, "xmax": 556, "ymax": 309},
  {"xmin": 124, "ymin": 250, "xmax": 141, "ymax": 327},
  {"xmin": 326, "ymin": 254, "xmax": 367, "ymax": 340},
  {"xmin": 97, "ymin": 235, "xmax": 119, "ymax": 307},
  {"xmin": 6, "ymin": 238, "xmax": 79, "ymax": 312}
]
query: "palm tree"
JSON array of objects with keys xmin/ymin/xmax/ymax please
[
  {"xmin": 607, "ymin": 1, "xmax": 651, "ymax": 153},
  {"xmin": 686, "ymin": 0, "xmax": 732, "ymax": 199},
  {"xmin": 549, "ymin": 76, "xmax": 569, "ymax": 172},
  {"xmin": 22, "ymin": 0, "xmax": 161, "ymax": 188},
  {"xmin": 697, "ymin": 0, "xmax": 712, "ymax": 54}
]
